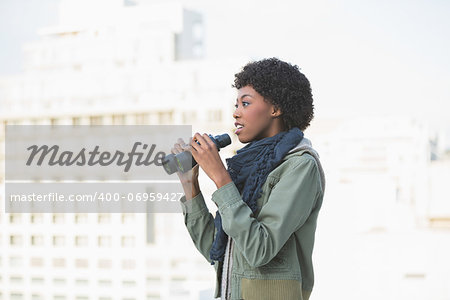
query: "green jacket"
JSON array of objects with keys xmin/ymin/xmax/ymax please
[{"xmin": 179, "ymin": 141, "xmax": 326, "ymax": 300}]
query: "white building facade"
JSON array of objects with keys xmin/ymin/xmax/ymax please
[{"xmin": 0, "ymin": 1, "xmax": 246, "ymax": 300}]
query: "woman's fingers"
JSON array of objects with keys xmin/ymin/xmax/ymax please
[
  {"xmin": 177, "ymin": 138, "xmax": 187, "ymax": 147},
  {"xmin": 175, "ymin": 143, "xmax": 184, "ymax": 153},
  {"xmin": 194, "ymin": 132, "xmax": 207, "ymax": 147},
  {"xmin": 190, "ymin": 134, "xmax": 201, "ymax": 152},
  {"xmin": 202, "ymin": 133, "xmax": 217, "ymax": 150},
  {"xmin": 172, "ymin": 137, "xmax": 191, "ymax": 154},
  {"xmin": 175, "ymin": 134, "xmax": 215, "ymax": 157},
  {"xmin": 192, "ymin": 132, "xmax": 215, "ymax": 151}
]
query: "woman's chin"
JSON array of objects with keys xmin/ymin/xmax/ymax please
[{"xmin": 237, "ymin": 135, "xmax": 252, "ymax": 144}]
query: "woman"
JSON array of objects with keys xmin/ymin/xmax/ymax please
[{"xmin": 172, "ymin": 57, "xmax": 326, "ymax": 300}]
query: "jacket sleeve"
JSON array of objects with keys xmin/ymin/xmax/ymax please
[
  {"xmin": 211, "ymin": 155, "xmax": 321, "ymax": 268},
  {"xmin": 179, "ymin": 192, "xmax": 216, "ymax": 264}
]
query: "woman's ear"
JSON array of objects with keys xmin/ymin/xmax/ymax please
[{"xmin": 271, "ymin": 105, "xmax": 282, "ymax": 118}]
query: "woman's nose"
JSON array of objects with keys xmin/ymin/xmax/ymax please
[{"xmin": 233, "ymin": 107, "xmax": 241, "ymax": 119}]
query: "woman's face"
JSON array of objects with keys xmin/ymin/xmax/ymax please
[{"xmin": 233, "ymin": 85, "xmax": 283, "ymax": 143}]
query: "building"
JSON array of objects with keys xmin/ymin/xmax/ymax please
[{"xmin": 0, "ymin": 1, "xmax": 246, "ymax": 299}]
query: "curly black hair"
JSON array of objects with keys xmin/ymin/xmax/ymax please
[{"xmin": 232, "ymin": 57, "xmax": 314, "ymax": 132}]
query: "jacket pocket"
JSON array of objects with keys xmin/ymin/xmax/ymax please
[
  {"xmin": 233, "ymin": 239, "xmax": 289, "ymax": 273},
  {"xmin": 259, "ymin": 239, "xmax": 290, "ymax": 272}
]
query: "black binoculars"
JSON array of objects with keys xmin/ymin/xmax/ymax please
[{"xmin": 162, "ymin": 133, "xmax": 231, "ymax": 175}]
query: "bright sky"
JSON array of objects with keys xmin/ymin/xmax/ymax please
[
  {"xmin": 1, "ymin": 0, "xmax": 449, "ymax": 142},
  {"xmin": 186, "ymin": 0, "xmax": 450, "ymax": 134}
]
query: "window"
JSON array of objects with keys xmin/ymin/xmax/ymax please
[
  {"xmin": 121, "ymin": 213, "xmax": 135, "ymax": 224},
  {"xmin": 157, "ymin": 111, "xmax": 173, "ymax": 124},
  {"xmin": 146, "ymin": 203, "xmax": 155, "ymax": 244},
  {"xmin": 146, "ymin": 276, "xmax": 161, "ymax": 285},
  {"xmin": 75, "ymin": 236, "xmax": 88, "ymax": 247},
  {"xmin": 146, "ymin": 259, "xmax": 162, "ymax": 268},
  {"xmin": 72, "ymin": 117, "xmax": 82, "ymax": 125},
  {"xmin": 98, "ymin": 279, "xmax": 112, "ymax": 287},
  {"xmin": 31, "ymin": 235, "xmax": 44, "ymax": 246},
  {"xmin": 52, "ymin": 258, "xmax": 66, "ymax": 268},
  {"xmin": 122, "ymin": 280, "xmax": 136, "ymax": 287},
  {"xmin": 50, "ymin": 118, "xmax": 59, "ymax": 126},
  {"xmin": 135, "ymin": 113, "xmax": 148, "ymax": 125},
  {"xmin": 98, "ymin": 214, "xmax": 111, "ymax": 224},
  {"xmin": 193, "ymin": 44, "xmax": 203, "ymax": 57},
  {"xmin": 10, "ymin": 293, "xmax": 23, "ymax": 300},
  {"xmin": 114, "ymin": 60, "xmax": 125, "ymax": 68},
  {"xmin": 9, "ymin": 235, "xmax": 23, "ymax": 246},
  {"xmin": 98, "ymin": 236, "xmax": 111, "ymax": 247},
  {"xmin": 9, "ymin": 256, "xmax": 22, "ymax": 267},
  {"xmin": 53, "ymin": 278, "xmax": 66, "ymax": 286},
  {"xmin": 121, "ymin": 259, "xmax": 135, "ymax": 270},
  {"xmin": 182, "ymin": 111, "xmax": 198, "ymax": 124},
  {"xmin": 75, "ymin": 279, "xmax": 89, "ymax": 286},
  {"xmin": 170, "ymin": 259, "xmax": 183, "ymax": 268},
  {"xmin": 121, "ymin": 236, "xmax": 135, "ymax": 247},
  {"xmin": 9, "ymin": 214, "xmax": 21, "ymax": 224},
  {"xmin": 75, "ymin": 213, "xmax": 88, "ymax": 223},
  {"xmin": 52, "ymin": 214, "xmax": 64, "ymax": 224},
  {"xmin": 112, "ymin": 114, "xmax": 126, "ymax": 125},
  {"xmin": 53, "ymin": 236, "xmax": 65, "ymax": 246},
  {"xmin": 90, "ymin": 116, "xmax": 103, "ymax": 125},
  {"xmin": 30, "ymin": 213, "xmax": 43, "ymax": 223},
  {"xmin": 171, "ymin": 276, "xmax": 186, "ymax": 282},
  {"xmin": 75, "ymin": 259, "xmax": 88, "ymax": 268},
  {"xmin": 98, "ymin": 259, "xmax": 112, "ymax": 269},
  {"xmin": 31, "ymin": 277, "xmax": 44, "ymax": 285},
  {"xmin": 30, "ymin": 257, "xmax": 44, "ymax": 267},
  {"xmin": 10, "ymin": 276, "xmax": 23, "ymax": 284},
  {"xmin": 192, "ymin": 22, "xmax": 203, "ymax": 40}
]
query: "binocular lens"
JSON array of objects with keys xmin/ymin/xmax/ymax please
[{"xmin": 162, "ymin": 133, "xmax": 231, "ymax": 175}]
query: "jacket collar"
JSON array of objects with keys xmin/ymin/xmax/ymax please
[
  {"xmin": 286, "ymin": 136, "xmax": 326, "ymax": 192},
  {"xmin": 287, "ymin": 136, "xmax": 315, "ymax": 155}
]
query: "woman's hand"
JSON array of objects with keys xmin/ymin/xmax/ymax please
[
  {"xmin": 190, "ymin": 133, "xmax": 232, "ymax": 189},
  {"xmin": 171, "ymin": 138, "xmax": 200, "ymax": 199}
]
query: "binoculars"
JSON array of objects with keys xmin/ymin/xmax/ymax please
[{"xmin": 162, "ymin": 133, "xmax": 231, "ymax": 175}]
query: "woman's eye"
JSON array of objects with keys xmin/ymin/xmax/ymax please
[{"xmin": 234, "ymin": 102, "xmax": 249, "ymax": 108}]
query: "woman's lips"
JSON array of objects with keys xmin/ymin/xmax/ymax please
[
  {"xmin": 235, "ymin": 125, "xmax": 244, "ymax": 134},
  {"xmin": 234, "ymin": 122, "xmax": 244, "ymax": 135}
]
